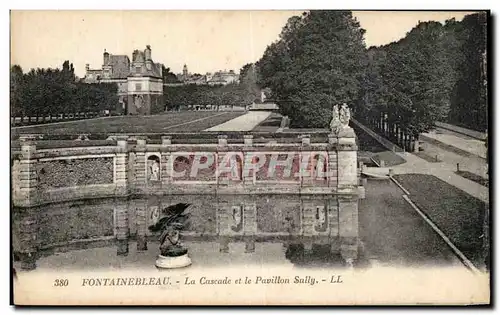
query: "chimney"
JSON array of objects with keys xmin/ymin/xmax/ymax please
[
  {"xmin": 145, "ymin": 45, "xmax": 151, "ymax": 60},
  {"xmin": 85, "ymin": 64, "xmax": 90, "ymax": 71},
  {"xmin": 103, "ymin": 49, "xmax": 110, "ymax": 65}
]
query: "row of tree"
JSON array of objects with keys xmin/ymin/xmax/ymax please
[
  {"xmin": 357, "ymin": 13, "xmax": 488, "ymax": 142},
  {"xmin": 10, "ymin": 60, "xmax": 261, "ymax": 120},
  {"xmin": 164, "ymin": 63, "xmax": 262, "ymax": 110},
  {"xmin": 10, "ymin": 61, "xmax": 118, "ymax": 121},
  {"xmin": 256, "ymin": 11, "xmax": 488, "ymax": 138}
]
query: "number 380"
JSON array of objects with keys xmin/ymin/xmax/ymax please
[{"xmin": 53, "ymin": 279, "xmax": 69, "ymax": 287}]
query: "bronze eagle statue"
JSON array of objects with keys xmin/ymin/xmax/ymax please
[{"xmin": 148, "ymin": 203, "xmax": 191, "ymax": 257}]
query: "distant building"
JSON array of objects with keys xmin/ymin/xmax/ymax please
[
  {"xmin": 84, "ymin": 45, "xmax": 164, "ymax": 115},
  {"xmin": 207, "ymin": 69, "xmax": 239, "ymax": 86},
  {"xmin": 177, "ymin": 64, "xmax": 239, "ymax": 86}
]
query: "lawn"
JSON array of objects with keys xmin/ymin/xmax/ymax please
[
  {"xmin": 370, "ymin": 151, "xmax": 406, "ymax": 167},
  {"xmin": 455, "ymin": 170, "xmax": 489, "ymax": 188},
  {"xmin": 11, "ymin": 111, "xmax": 244, "ymax": 136},
  {"xmin": 393, "ymin": 174, "xmax": 489, "ymax": 270},
  {"xmin": 414, "ymin": 151, "xmax": 442, "ymax": 163}
]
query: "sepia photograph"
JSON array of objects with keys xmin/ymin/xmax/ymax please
[{"xmin": 9, "ymin": 8, "xmax": 490, "ymax": 306}]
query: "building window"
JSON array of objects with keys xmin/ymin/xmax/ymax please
[
  {"xmin": 135, "ymin": 66, "xmax": 141, "ymax": 74},
  {"xmin": 135, "ymin": 83, "xmax": 141, "ymax": 91}
]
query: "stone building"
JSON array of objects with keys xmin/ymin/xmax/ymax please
[
  {"xmin": 84, "ymin": 45, "xmax": 164, "ymax": 115},
  {"xmin": 177, "ymin": 64, "xmax": 239, "ymax": 86},
  {"xmin": 207, "ymin": 69, "xmax": 239, "ymax": 86}
]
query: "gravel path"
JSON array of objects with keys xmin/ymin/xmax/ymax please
[{"xmin": 204, "ymin": 111, "xmax": 272, "ymax": 131}]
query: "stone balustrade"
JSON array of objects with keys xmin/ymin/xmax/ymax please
[{"xmin": 12, "ymin": 131, "xmax": 362, "ymax": 208}]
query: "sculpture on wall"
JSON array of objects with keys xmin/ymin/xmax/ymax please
[
  {"xmin": 339, "ymin": 103, "xmax": 351, "ymax": 128},
  {"xmin": 134, "ymin": 95, "xmax": 144, "ymax": 109},
  {"xmin": 147, "ymin": 156, "xmax": 160, "ymax": 181},
  {"xmin": 229, "ymin": 155, "xmax": 242, "ymax": 180},
  {"xmin": 150, "ymin": 160, "xmax": 160, "ymax": 181},
  {"xmin": 329, "ymin": 103, "xmax": 351, "ymax": 134},
  {"xmin": 329, "ymin": 104, "xmax": 341, "ymax": 134}
]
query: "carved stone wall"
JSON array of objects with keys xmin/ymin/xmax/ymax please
[{"xmin": 36, "ymin": 157, "xmax": 113, "ymax": 190}]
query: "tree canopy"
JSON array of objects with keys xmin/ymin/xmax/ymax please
[
  {"xmin": 256, "ymin": 11, "xmax": 367, "ymax": 127},
  {"xmin": 10, "ymin": 61, "xmax": 118, "ymax": 120},
  {"xmin": 256, "ymin": 11, "xmax": 488, "ymax": 133}
]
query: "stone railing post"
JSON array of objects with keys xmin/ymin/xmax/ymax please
[
  {"xmin": 243, "ymin": 135, "xmax": 253, "ymax": 147},
  {"xmin": 115, "ymin": 135, "xmax": 129, "ymax": 196},
  {"xmin": 16, "ymin": 135, "xmax": 39, "ymax": 207},
  {"xmin": 337, "ymin": 127, "xmax": 358, "ymax": 189},
  {"xmin": 327, "ymin": 134, "xmax": 338, "ymax": 188},
  {"xmin": 242, "ymin": 135, "xmax": 257, "ymax": 185},
  {"xmin": 216, "ymin": 135, "xmax": 228, "ymax": 185},
  {"xmin": 161, "ymin": 136, "xmax": 172, "ymax": 186},
  {"xmin": 335, "ymin": 126, "xmax": 360, "ymax": 267},
  {"xmin": 218, "ymin": 135, "xmax": 228, "ymax": 147},
  {"xmin": 301, "ymin": 134, "xmax": 311, "ymax": 146},
  {"xmin": 161, "ymin": 135, "xmax": 172, "ymax": 146},
  {"xmin": 134, "ymin": 136, "xmax": 147, "ymax": 189}
]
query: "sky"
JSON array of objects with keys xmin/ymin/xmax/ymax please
[{"xmin": 10, "ymin": 10, "xmax": 478, "ymax": 78}]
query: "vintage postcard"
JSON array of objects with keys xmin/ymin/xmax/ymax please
[{"xmin": 10, "ymin": 10, "xmax": 490, "ymax": 306}]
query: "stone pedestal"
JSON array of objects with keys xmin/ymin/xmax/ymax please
[
  {"xmin": 160, "ymin": 137, "xmax": 172, "ymax": 186},
  {"xmin": 115, "ymin": 135, "xmax": 130, "ymax": 196},
  {"xmin": 243, "ymin": 135, "xmax": 253, "ymax": 147},
  {"xmin": 301, "ymin": 135, "xmax": 311, "ymax": 146},
  {"xmin": 155, "ymin": 254, "xmax": 192, "ymax": 269},
  {"xmin": 218, "ymin": 135, "xmax": 228, "ymax": 147},
  {"xmin": 16, "ymin": 136, "xmax": 39, "ymax": 207},
  {"xmin": 156, "ymin": 244, "xmax": 192, "ymax": 269}
]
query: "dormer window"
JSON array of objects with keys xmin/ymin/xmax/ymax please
[{"xmin": 135, "ymin": 66, "xmax": 141, "ymax": 74}]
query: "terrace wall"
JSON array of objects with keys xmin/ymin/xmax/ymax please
[
  {"xmin": 11, "ymin": 130, "xmax": 363, "ymax": 268},
  {"xmin": 12, "ymin": 131, "xmax": 363, "ymax": 208}
]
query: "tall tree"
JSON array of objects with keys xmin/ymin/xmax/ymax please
[
  {"xmin": 257, "ymin": 11, "xmax": 367, "ymax": 127},
  {"xmin": 448, "ymin": 13, "xmax": 488, "ymax": 131},
  {"xmin": 10, "ymin": 65, "xmax": 24, "ymax": 118},
  {"xmin": 162, "ymin": 65, "xmax": 181, "ymax": 83},
  {"xmin": 10, "ymin": 62, "xmax": 118, "ymax": 123}
]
